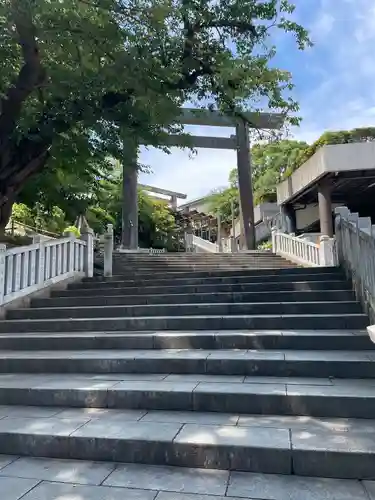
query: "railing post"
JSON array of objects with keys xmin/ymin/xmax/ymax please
[
  {"xmin": 37, "ymin": 239, "xmax": 46, "ymax": 285},
  {"xmin": 81, "ymin": 225, "xmax": 94, "ymax": 278},
  {"xmin": 217, "ymin": 213, "xmax": 222, "ymax": 253},
  {"xmin": 271, "ymin": 227, "xmax": 277, "ymax": 253},
  {"xmin": 319, "ymin": 235, "xmax": 337, "ymax": 267},
  {"xmin": 104, "ymin": 223, "xmax": 114, "ymax": 277},
  {"xmin": 0, "ymin": 245, "xmax": 6, "ymax": 305},
  {"xmin": 67, "ymin": 232, "xmax": 76, "ymax": 275}
]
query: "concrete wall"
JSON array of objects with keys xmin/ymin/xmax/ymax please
[
  {"xmin": 295, "ymin": 203, "xmax": 343, "ymax": 232},
  {"xmin": 277, "ymin": 142, "xmax": 375, "ymax": 205}
]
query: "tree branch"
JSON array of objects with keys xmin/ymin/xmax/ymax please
[{"xmin": 201, "ymin": 20, "xmax": 257, "ymax": 36}]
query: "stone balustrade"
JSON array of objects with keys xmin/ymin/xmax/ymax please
[{"xmin": 0, "ymin": 228, "xmax": 93, "ymax": 306}]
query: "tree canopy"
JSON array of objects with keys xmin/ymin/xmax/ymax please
[{"xmin": 0, "ymin": 0, "xmax": 310, "ymax": 230}]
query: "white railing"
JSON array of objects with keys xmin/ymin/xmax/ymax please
[
  {"xmin": 272, "ymin": 229, "xmax": 337, "ymax": 267},
  {"xmin": 192, "ymin": 234, "xmax": 219, "ymax": 253},
  {"xmin": 0, "ymin": 229, "xmax": 94, "ymax": 306},
  {"xmin": 335, "ymin": 207, "xmax": 375, "ymax": 325}
]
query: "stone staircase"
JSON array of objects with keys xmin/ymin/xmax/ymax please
[{"xmin": 0, "ymin": 252, "xmax": 373, "ymax": 483}]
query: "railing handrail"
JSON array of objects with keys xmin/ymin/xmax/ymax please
[
  {"xmin": 192, "ymin": 234, "xmax": 219, "ymax": 253},
  {"xmin": 272, "ymin": 229, "xmax": 336, "ymax": 267},
  {"xmin": 335, "ymin": 207, "xmax": 375, "ymax": 324},
  {"xmin": 0, "ymin": 230, "xmax": 94, "ymax": 307},
  {"xmin": 276, "ymin": 231, "xmax": 319, "ymax": 249}
]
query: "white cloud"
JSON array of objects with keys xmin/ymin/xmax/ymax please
[{"xmin": 292, "ymin": 0, "xmax": 375, "ymax": 143}]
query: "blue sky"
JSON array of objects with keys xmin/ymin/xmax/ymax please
[{"xmin": 139, "ymin": 0, "xmax": 375, "ymax": 202}]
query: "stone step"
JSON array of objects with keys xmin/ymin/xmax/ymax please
[
  {"xmin": 0, "ymin": 330, "xmax": 370, "ymax": 351},
  {"xmin": 32, "ymin": 289, "xmax": 355, "ymax": 309},
  {"xmin": 0, "ymin": 313, "xmax": 367, "ymax": 332},
  {"xmin": 111, "ymin": 265, "xmax": 300, "ymax": 273},
  {"xmin": 0, "ymin": 409, "xmax": 375, "ymax": 479},
  {"xmin": 53, "ymin": 279, "xmax": 351, "ymax": 297},
  {"xmin": 89, "ymin": 266, "xmax": 339, "ymax": 282},
  {"xmin": 69, "ymin": 272, "xmax": 345, "ymax": 290},
  {"xmin": 111, "ymin": 261, "xmax": 297, "ymax": 268},
  {"xmin": 0, "ymin": 375, "xmax": 375, "ymax": 419},
  {"xmin": 0, "ymin": 349, "xmax": 373, "ymax": 378},
  {"xmin": 112, "ymin": 252, "xmax": 280, "ymax": 259},
  {"xmin": 9, "ymin": 301, "xmax": 363, "ymax": 321},
  {"xmin": 112, "ymin": 258, "xmax": 297, "ymax": 265},
  {"xmin": 0, "ymin": 457, "xmax": 371, "ymax": 500},
  {"xmin": 112, "ymin": 256, "xmax": 285, "ymax": 263}
]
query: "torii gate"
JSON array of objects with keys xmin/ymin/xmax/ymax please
[
  {"xmin": 139, "ymin": 184, "xmax": 187, "ymax": 209},
  {"xmin": 121, "ymin": 109, "xmax": 283, "ymax": 251}
]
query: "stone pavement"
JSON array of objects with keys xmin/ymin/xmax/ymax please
[{"xmin": 0, "ymin": 455, "xmax": 374, "ymax": 500}]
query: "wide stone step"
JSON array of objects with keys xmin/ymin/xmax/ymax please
[
  {"xmin": 32, "ymin": 289, "xmax": 356, "ymax": 309},
  {"xmin": 112, "ymin": 252, "xmax": 280, "ymax": 259},
  {"xmin": 0, "ymin": 313, "xmax": 367, "ymax": 332},
  {"xmin": 0, "ymin": 331, "xmax": 370, "ymax": 351},
  {"xmin": 110, "ymin": 265, "xmax": 300, "ymax": 274},
  {"xmin": 0, "ymin": 375, "xmax": 375, "ymax": 420},
  {"xmin": 53, "ymin": 279, "xmax": 351, "ymax": 297},
  {"xmin": 0, "ymin": 456, "xmax": 371, "ymax": 499},
  {"xmin": 0, "ymin": 407, "xmax": 375, "ymax": 479},
  {"xmin": 70, "ymin": 272, "xmax": 345, "ymax": 290},
  {"xmin": 0, "ymin": 349, "xmax": 373, "ymax": 378},
  {"xmin": 111, "ymin": 261, "xmax": 297, "ymax": 269},
  {"xmin": 90, "ymin": 266, "xmax": 339, "ymax": 282},
  {"xmin": 9, "ymin": 301, "xmax": 362, "ymax": 321}
]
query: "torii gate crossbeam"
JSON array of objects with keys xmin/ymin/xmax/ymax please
[{"xmin": 121, "ymin": 109, "xmax": 283, "ymax": 251}]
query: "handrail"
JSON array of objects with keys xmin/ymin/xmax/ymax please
[
  {"xmin": 335, "ymin": 207, "xmax": 375, "ymax": 323},
  {"xmin": 272, "ymin": 229, "xmax": 336, "ymax": 267},
  {"xmin": 272, "ymin": 231, "xmax": 320, "ymax": 266},
  {"xmin": 0, "ymin": 231, "xmax": 94, "ymax": 306},
  {"xmin": 192, "ymin": 235, "xmax": 219, "ymax": 253}
]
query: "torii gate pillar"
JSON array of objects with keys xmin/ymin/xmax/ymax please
[
  {"xmin": 121, "ymin": 138, "xmax": 139, "ymax": 250},
  {"xmin": 236, "ymin": 119, "xmax": 256, "ymax": 250}
]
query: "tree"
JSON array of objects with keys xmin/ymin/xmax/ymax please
[
  {"xmin": 251, "ymin": 139, "xmax": 308, "ymax": 203},
  {"xmin": 207, "ymin": 187, "xmax": 239, "ymax": 224},
  {"xmin": 297, "ymin": 127, "xmax": 375, "ymax": 168},
  {"xmin": 0, "ymin": 0, "xmax": 310, "ymax": 231},
  {"xmin": 207, "ymin": 139, "xmax": 308, "ymax": 216}
]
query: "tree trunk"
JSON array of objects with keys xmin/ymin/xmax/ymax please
[
  {"xmin": 0, "ymin": 199, "xmax": 14, "ymax": 236},
  {"xmin": 0, "ymin": 144, "xmax": 49, "ymax": 236}
]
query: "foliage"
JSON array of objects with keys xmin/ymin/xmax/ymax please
[
  {"xmin": 207, "ymin": 187, "xmax": 239, "ymax": 224},
  {"xmin": 0, "ymin": 0, "xmax": 310, "ymax": 229},
  {"xmin": 63, "ymin": 225, "xmax": 81, "ymax": 238},
  {"xmin": 138, "ymin": 191, "xmax": 177, "ymax": 249},
  {"xmin": 296, "ymin": 128, "xmax": 375, "ymax": 169},
  {"xmin": 207, "ymin": 138, "xmax": 309, "ymax": 216},
  {"xmin": 207, "ymin": 126, "xmax": 375, "ymax": 223},
  {"xmin": 11, "ymin": 202, "xmax": 67, "ymax": 234},
  {"xmin": 257, "ymin": 240, "xmax": 272, "ymax": 250},
  {"xmin": 252, "ymin": 139, "xmax": 309, "ymax": 203}
]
